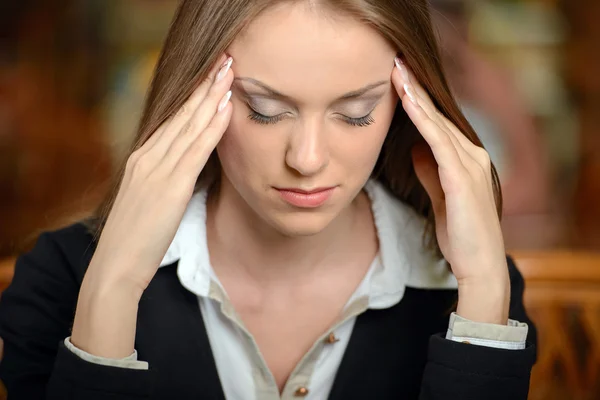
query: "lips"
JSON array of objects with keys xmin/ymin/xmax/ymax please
[
  {"xmin": 275, "ymin": 186, "xmax": 336, "ymax": 208},
  {"xmin": 279, "ymin": 187, "xmax": 333, "ymax": 195}
]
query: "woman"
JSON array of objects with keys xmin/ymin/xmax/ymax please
[{"xmin": 0, "ymin": 1, "xmax": 537, "ymax": 399}]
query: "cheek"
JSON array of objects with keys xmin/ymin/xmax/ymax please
[
  {"xmin": 335, "ymin": 127, "xmax": 387, "ymax": 172},
  {"xmin": 337, "ymin": 97, "xmax": 396, "ymax": 170},
  {"xmin": 215, "ymin": 128, "xmax": 244, "ymax": 177},
  {"xmin": 216, "ymin": 110, "xmax": 282, "ymax": 181}
]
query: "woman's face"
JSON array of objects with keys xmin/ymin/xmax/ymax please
[{"xmin": 220, "ymin": 3, "xmax": 398, "ymax": 236}]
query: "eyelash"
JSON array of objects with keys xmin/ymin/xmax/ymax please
[
  {"xmin": 247, "ymin": 111, "xmax": 285, "ymax": 125},
  {"xmin": 344, "ymin": 114, "xmax": 375, "ymax": 127},
  {"xmin": 247, "ymin": 110, "xmax": 375, "ymax": 127}
]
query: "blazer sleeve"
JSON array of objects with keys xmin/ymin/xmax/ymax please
[
  {"xmin": 418, "ymin": 256, "xmax": 538, "ymax": 400},
  {"xmin": 0, "ymin": 228, "xmax": 156, "ymax": 400}
]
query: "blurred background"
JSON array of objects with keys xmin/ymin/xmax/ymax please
[{"xmin": 0, "ymin": 0, "xmax": 599, "ymax": 399}]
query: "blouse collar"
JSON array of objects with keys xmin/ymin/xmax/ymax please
[{"xmin": 159, "ymin": 180, "xmax": 457, "ymax": 308}]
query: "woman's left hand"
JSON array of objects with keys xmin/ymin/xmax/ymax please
[{"xmin": 391, "ymin": 57, "xmax": 510, "ymax": 325}]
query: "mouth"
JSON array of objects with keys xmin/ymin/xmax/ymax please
[{"xmin": 274, "ymin": 186, "xmax": 337, "ymax": 208}]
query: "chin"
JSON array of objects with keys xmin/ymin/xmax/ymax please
[{"xmin": 266, "ymin": 210, "xmax": 338, "ymax": 237}]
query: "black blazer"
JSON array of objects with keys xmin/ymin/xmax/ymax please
[{"xmin": 0, "ymin": 223, "xmax": 537, "ymax": 400}]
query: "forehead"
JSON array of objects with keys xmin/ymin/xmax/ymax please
[{"xmin": 228, "ymin": 3, "xmax": 396, "ymax": 100}]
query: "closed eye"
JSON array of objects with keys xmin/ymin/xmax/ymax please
[
  {"xmin": 247, "ymin": 106, "xmax": 375, "ymax": 127},
  {"xmin": 339, "ymin": 113, "xmax": 375, "ymax": 127},
  {"xmin": 247, "ymin": 107, "xmax": 287, "ymax": 125}
]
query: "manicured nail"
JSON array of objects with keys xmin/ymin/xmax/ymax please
[
  {"xmin": 403, "ymin": 84, "xmax": 418, "ymax": 106},
  {"xmin": 218, "ymin": 90, "xmax": 232, "ymax": 112},
  {"xmin": 395, "ymin": 57, "xmax": 410, "ymax": 83},
  {"xmin": 216, "ymin": 57, "xmax": 233, "ymax": 82}
]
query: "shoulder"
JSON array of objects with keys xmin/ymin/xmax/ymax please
[
  {"xmin": 11, "ymin": 221, "xmax": 97, "ymax": 290},
  {"xmin": 0, "ymin": 221, "xmax": 96, "ymax": 332},
  {"xmin": 0, "ymin": 221, "xmax": 99, "ymax": 390}
]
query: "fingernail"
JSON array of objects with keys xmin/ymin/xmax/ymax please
[
  {"xmin": 218, "ymin": 90, "xmax": 232, "ymax": 112},
  {"xmin": 395, "ymin": 57, "xmax": 410, "ymax": 83},
  {"xmin": 404, "ymin": 84, "xmax": 418, "ymax": 106},
  {"xmin": 216, "ymin": 57, "xmax": 233, "ymax": 82}
]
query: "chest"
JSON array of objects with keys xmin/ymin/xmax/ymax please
[
  {"xmin": 242, "ymin": 302, "xmax": 340, "ymax": 389},
  {"xmin": 225, "ymin": 276, "xmax": 367, "ymax": 391}
]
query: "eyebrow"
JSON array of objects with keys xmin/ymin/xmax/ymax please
[{"xmin": 233, "ymin": 77, "xmax": 388, "ymax": 103}]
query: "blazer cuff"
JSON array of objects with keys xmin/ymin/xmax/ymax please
[
  {"xmin": 65, "ymin": 337, "xmax": 149, "ymax": 370},
  {"xmin": 50, "ymin": 340, "xmax": 155, "ymax": 397},
  {"xmin": 446, "ymin": 312, "xmax": 528, "ymax": 350},
  {"xmin": 421, "ymin": 333, "xmax": 536, "ymax": 399}
]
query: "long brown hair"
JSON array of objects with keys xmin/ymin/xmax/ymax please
[{"xmin": 89, "ymin": 0, "xmax": 502, "ymax": 255}]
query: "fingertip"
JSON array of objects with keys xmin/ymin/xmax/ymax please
[
  {"xmin": 215, "ymin": 99, "xmax": 233, "ymax": 126},
  {"xmin": 204, "ymin": 54, "xmax": 230, "ymax": 84},
  {"xmin": 214, "ymin": 54, "xmax": 228, "ymax": 70},
  {"xmin": 216, "ymin": 90, "xmax": 231, "ymax": 112},
  {"xmin": 391, "ymin": 65, "xmax": 405, "ymax": 93},
  {"xmin": 221, "ymin": 101, "xmax": 233, "ymax": 119}
]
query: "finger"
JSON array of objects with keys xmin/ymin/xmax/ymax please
[
  {"xmin": 404, "ymin": 86, "xmax": 493, "ymax": 194},
  {"xmin": 394, "ymin": 57, "xmax": 450, "ymax": 128},
  {"xmin": 173, "ymin": 91, "xmax": 233, "ymax": 179},
  {"xmin": 395, "ymin": 57, "xmax": 482, "ymax": 155},
  {"xmin": 394, "ymin": 57, "xmax": 490, "ymax": 175},
  {"xmin": 397, "ymin": 65, "xmax": 492, "ymax": 180},
  {"xmin": 164, "ymin": 55, "xmax": 231, "ymax": 134},
  {"xmin": 402, "ymin": 79, "xmax": 494, "ymax": 198},
  {"xmin": 393, "ymin": 71, "xmax": 465, "ymax": 177},
  {"xmin": 138, "ymin": 54, "xmax": 230, "ymax": 159},
  {"xmin": 160, "ymin": 62, "xmax": 234, "ymax": 173},
  {"xmin": 406, "ymin": 82, "xmax": 490, "ymax": 185},
  {"xmin": 392, "ymin": 58, "xmax": 453, "ymax": 144},
  {"xmin": 393, "ymin": 58, "xmax": 495, "ymax": 204}
]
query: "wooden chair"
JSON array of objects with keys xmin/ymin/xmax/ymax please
[{"xmin": 513, "ymin": 251, "xmax": 600, "ymax": 400}]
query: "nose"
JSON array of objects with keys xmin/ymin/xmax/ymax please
[{"xmin": 285, "ymin": 118, "xmax": 329, "ymax": 177}]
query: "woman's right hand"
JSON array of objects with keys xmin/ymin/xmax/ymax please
[
  {"xmin": 92, "ymin": 54, "xmax": 233, "ymax": 294},
  {"xmin": 70, "ymin": 54, "xmax": 234, "ymax": 358}
]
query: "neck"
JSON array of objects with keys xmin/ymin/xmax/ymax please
[{"xmin": 206, "ymin": 179, "xmax": 376, "ymax": 285}]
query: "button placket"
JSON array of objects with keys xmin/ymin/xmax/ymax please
[{"xmin": 208, "ymin": 281, "xmax": 280, "ymax": 396}]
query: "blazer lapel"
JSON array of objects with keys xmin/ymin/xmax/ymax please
[
  {"xmin": 135, "ymin": 263, "xmax": 226, "ymax": 400},
  {"xmin": 328, "ymin": 288, "xmax": 456, "ymax": 400}
]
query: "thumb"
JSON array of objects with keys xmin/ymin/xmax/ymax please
[{"xmin": 412, "ymin": 142, "xmax": 445, "ymax": 214}]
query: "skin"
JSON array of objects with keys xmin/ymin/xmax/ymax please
[{"xmin": 71, "ymin": 2, "xmax": 510, "ymax": 393}]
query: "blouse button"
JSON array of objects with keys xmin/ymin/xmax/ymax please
[
  {"xmin": 324, "ymin": 332, "xmax": 339, "ymax": 344},
  {"xmin": 294, "ymin": 387, "xmax": 309, "ymax": 397}
]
